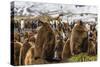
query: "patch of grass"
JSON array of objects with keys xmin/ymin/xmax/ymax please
[{"xmin": 68, "ymin": 53, "xmax": 97, "ymax": 62}]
